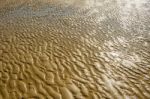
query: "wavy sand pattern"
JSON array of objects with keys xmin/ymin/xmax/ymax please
[{"xmin": 0, "ymin": 0, "xmax": 150, "ymax": 98}]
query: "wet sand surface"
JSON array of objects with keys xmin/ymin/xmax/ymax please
[{"xmin": 0, "ymin": 0, "xmax": 150, "ymax": 98}]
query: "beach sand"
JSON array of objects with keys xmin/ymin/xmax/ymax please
[{"xmin": 0, "ymin": 0, "xmax": 150, "ymax": 98}]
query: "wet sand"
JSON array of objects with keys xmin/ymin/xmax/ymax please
[{"xmin": 0, "ymin": 0, "xmax": 150, "ymax": 98}]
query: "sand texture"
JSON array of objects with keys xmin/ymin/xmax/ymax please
[{"xmin": 0, "ymin": 0, "xmax": 150, "ymax": 98}]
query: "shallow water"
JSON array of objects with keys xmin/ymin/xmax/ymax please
[{"xmin": 0, "ymin": 0, "xmax": 150, "ymax": 98}]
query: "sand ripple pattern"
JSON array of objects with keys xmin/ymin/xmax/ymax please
[{"xmin": 0, "ymin": 0, "xmax": 150, "ymax": 98}]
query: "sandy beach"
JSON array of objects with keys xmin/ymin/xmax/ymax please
[{"xmin": 0, "ymin": 0, "xmax": 150, "ymax": 98}]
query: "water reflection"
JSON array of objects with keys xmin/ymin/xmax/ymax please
[{"xmin": 117, "ymin": 0, "xmax": 149, "ymax": 33}]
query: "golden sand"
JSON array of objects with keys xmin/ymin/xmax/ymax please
[{"xmin": 0, "ymin": 0, "xmax": 150, "ymax": 98}]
